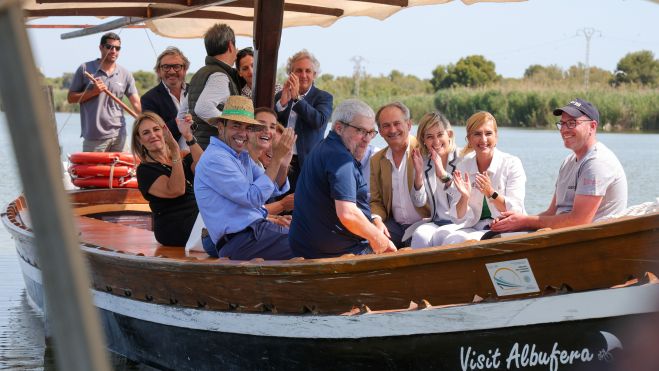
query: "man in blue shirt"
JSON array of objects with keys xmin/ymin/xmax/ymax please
[
  {"xmin": 195, "ymin": 96, "xmax": 295, "ymax": 260},
  {"xmin": 289, "ymin": 99, "xmax": 397, "ymax": 259}
]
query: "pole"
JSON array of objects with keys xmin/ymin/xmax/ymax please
[
  {"xmin": 84, "ymin": 71, "xmax": 138, "ymax": 118},
  {"xmin": 577, "ymin": 27, "xmax": 601, "ymax": 90},
  {"xmin": 252, "ymin": 0, "xmax": 284, "ymax": 108},
  {"xmin": 0, "ymin": 1, "xmax": 110, "ymax": 370}
]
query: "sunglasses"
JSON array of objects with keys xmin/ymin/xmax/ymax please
[{"xmin": 103, "ymin": 44, "xmax": 121, "ymax": 52}]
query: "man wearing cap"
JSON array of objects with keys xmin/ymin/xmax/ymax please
[
  {"xmin": 289, "ymin": 99, "xmax": 396, "ymax": 259},
  {"xmin": 491, "ymin": 98, "xmax": 627, "ymax": 232},
  {"xmin": 194, "ymin": 96, "xmax": 296, "ymax": 260}
]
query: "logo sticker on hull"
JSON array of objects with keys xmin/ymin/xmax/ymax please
[{"xmin": 486, "ymin": 258, "xmax": 540, "ymax": 296}]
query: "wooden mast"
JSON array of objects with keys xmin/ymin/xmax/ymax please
[{"xmin": 252, "ymin": 0, "xmax": 284, "ymax": 108}]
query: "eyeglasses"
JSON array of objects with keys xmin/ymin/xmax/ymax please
[
  {"xmin": 341, "ymin": 121, "xmax": 378, "ymax": 139},
  {"xmin": 247, "ymin": 124, "xmax": 266, "ymax": 132},
  {"xmin": 160, "ymin": 64, "xmax": 185, "ymax": 72},
  {"xmin": 102, "ymin": 44, "xmax": 121, "ymax": 52},
  {"xmin": 555, "ymin": 119, "xmax": 591, "ymax": 130}
]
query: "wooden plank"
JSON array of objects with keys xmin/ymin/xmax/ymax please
[{"xmin": 252, "ymin": 0, "xmax": 283, "ymax": 108}]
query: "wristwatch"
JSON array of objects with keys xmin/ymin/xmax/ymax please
[
  {"xmin": 489, "ymin": 191, "xmax": 499, "ymax": 200},
  {"xmin": 185, "ymin": 137, "xmax": 197, "ymax": 146},
  {"xmin": 440, "ymin": 173, "xmax": 452, "ymax": 183}
]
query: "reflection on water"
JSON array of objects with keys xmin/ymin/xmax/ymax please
[{"xmin": 1, "ymin": 112, "xmax": 659, "ymax": 369}]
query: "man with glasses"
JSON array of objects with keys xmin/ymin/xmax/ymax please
[
  {"xmin": 141, "ymin": 47, "xmax": 192, "ymax": 145},
  {"xmin": 195, "ymin": 96, "xmax": 295, "ymax": 260},
  {"xmin": 186, "ymin": 23, "xmax": 242, "ymax": 150},
  {"xmin": 491, "ymin": 98, "xmax": 627, "ymax": 233},
  {"xmin": 369, "ymin": 102, "xmax": 430, "ymax": 247},
  {"xmin": 68, "ymin": 32, "xmax": 141, "ymax": 152},
  {"xmin": 289, "ymin": 99, "xmax": 396, "ymax": 258}
]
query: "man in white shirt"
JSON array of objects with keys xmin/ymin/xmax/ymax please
[
  {"xmin": 491, "ymin": 98, "xmax": 627, "ymax": 232},
  {"xmin": 186, "ymin": 23, "xmax": 241, "ymax": 149},
  {"xmin": 370, "ymin": 102, "xmax": 430, "ymax": 247}
]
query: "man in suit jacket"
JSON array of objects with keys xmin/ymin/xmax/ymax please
[
  {"xmin": 141, "ymin": 47, "xmax": 191, "ymax": 144},
  {"xmin": 370, "ymin": 102, "xmax": 430, "ymax": 247},
  {"xmin": 274, "ymin": 49, "xmax": 333, "ymax": 191}
]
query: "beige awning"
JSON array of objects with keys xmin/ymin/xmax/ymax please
[{"xmin": 23, "ymin": 0, "xmax": 525, "ymax": 38}]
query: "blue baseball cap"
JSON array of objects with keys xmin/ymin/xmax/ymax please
[{"xmin": 553, "ymin": 98, "xmax": 599, "ymax": 123}]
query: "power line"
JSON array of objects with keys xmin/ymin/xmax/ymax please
[
  {"xmin": 350, "ymin": 56, "xmax": 365, "ymax": 97},
  {"xmin": 577, "ymin": 28, "xmax": 602, "ymax": 90}
]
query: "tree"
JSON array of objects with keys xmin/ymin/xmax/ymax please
[
  {"xmin": 613, "ymin": 50, "xmax": 659, "ymax": 87},
  {"xmin": 523, "ymin": 64, "xmax": 564, "ymax": 81},
  {"xmin": 566, "ymin": 63, "xmax": 613, "ymax": 86},
  {"xmin": 430, "ymin": 55, "xmax": 500, "ymax": 90},
  {"xmin": 133, "ymin": 70, "xmax": 158, "ymax": 94}
]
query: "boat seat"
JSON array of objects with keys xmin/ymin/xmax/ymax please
[{"xmin": 75, "ymin": 215, "xmax": 213, "ymax": 261}]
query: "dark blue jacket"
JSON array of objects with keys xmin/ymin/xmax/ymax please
[
  {"xmin": 274, "ymin": 85, "xmax": 333, "ymax": 167},
  {"xmin": 141, "ymin": 82, "xmax": 183, "ymax": 141}
]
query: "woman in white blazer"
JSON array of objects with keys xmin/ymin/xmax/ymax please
[
  {"xmin": 443, "ymin": 111, "xmax": 526, "ymax": 244},
  {"xmin": 408, "ymin": 112, "xmax": 463, "ymax": 248}
]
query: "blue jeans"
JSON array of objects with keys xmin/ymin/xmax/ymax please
[{"xmin": 202, "ymin": 219, "xmax": 294, "ymax": 260}]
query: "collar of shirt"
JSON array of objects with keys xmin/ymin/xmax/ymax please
[
  {"xmin": 211, "ymin": 136, "xmax": 250, "ymax": 161},
  {"xmin": 384, "ymin": 137, "xmax": 411, "ymax": 170}
]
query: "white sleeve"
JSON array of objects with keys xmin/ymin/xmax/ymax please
[
  {"xmin": 194, "ymin": 73, "xmax": 230, "ymax": 123},
  {"xmin": 502, "ymin": 156, "xmax": 527, "ymax": 214}
]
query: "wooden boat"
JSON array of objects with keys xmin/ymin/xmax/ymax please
[{"xmin": 3, "ymin": 188, "xmax": 659, "ymax": 370}]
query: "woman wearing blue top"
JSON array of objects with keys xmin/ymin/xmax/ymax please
[{"xmin": 409, "ymin": 112, "xmax": 463, "ymax": 248}]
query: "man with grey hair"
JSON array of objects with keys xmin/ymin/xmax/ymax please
[
  {"xmin": 141, "ymin": 47, "xmax": 191, "ymax": 143},
  {"xmin": 274, "ymin": 49, "xmax": 333, "ymax": 192},
  {"xmin": 370, "ymin": 102, "xmax": 430, "ymax": 247},
  {"xmin": 186, "ymin": 23, "xmax": 241, "ymax": 149},
  {"xmin": 289, "ymin": 99, "xmax": 396, "ymax": 259}
]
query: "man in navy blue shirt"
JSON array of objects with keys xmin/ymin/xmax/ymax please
[{"xmin": 289, "ymin": 99, "xmax": 397, "ymax": 259}]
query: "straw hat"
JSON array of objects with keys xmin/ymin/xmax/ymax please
[{"xmin": 209, "ymin": 95, "xmax": 261, "ymax": 126}]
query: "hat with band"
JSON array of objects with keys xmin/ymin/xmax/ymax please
[{"xmin": 210, "ymin": 95, "xmax": 261, "ymax": 126}]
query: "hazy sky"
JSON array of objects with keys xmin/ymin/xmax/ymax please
[{"xmin": 26, "ymin": 0, "xmax": 658, "ymax": 79}]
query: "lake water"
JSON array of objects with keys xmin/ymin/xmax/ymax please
[{"xmin": 1, "ymin": 112, "xmax": 658, "ymax": 369}]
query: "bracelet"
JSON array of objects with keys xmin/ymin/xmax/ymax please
[
  {"xmin": 185, "ymin": 137, "xmax": 197, "ymax": 146},
  {"xmin": 171, "ymin": 158, "xmax": 181, "ymax": 164},
  {"xmin": 440, "ymin": 173, "xmax": 452, "ymax": 183}
]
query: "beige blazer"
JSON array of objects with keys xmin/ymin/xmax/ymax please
[{"xmin": 369, "ymin": 136, "xmax": 430, "ymax": 221}]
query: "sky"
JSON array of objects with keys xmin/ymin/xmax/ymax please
[{"xmin": 26, "ymin": 0, "xmax": 659, "ymax": 80}]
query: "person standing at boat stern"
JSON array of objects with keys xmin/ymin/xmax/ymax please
[
  {"xmin": 274, "ymin": 49, "xmax": 333, "ymax": 192},
  {"xmin": 370, "ymin": 102, "xmax": 430, "ymax": 248},
  {"xmin": 442, "ymin": 111, "xmax": 527, "ymax": 244},
  {"xmin": 68, "ymin": 32, "xmax": 142, "ymax": 152},
  {"xmin": 185, "ymin": 23, "xmax": 241, "ymax": 150},
  {"xmin": 195, "ymin": 96, "xmax": 295, "ymax": 260},
  {"xmin": 132, "ymin": 111, "xmax": 202, "ymax": 246},
  {"xmin": 141, "ymin": 47, "xmax": 191, "ymax": 145},
  {"xmin": 289, "ymin": 99, "xmax": 396, "ymax": 259},
  {"xmin": 491, "ymin": 98, "xmax": 627, "ymax": 232}
]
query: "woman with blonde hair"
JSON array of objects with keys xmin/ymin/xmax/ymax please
[
  {"xmin": 408, "ymin": 111, "xmax": 463, "ymax": 248},
  {"xmin": 442, "ymin": 111, "xmax": 526, "ymax": 244},
  {"xmin": 131, "ymin": 111, "xmax": 203, "ymax": 246}
]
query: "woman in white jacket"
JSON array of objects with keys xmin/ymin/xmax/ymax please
[
  {"xmin": 409, "ymin": 112, "xmax": 463, "ymax": 248},
  {"xmin": 443, "ymin": 111, "xmax": 526, "ymax": 244}
]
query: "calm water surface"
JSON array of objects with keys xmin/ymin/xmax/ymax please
[{"xmin": 1, "ymin": 112, "xmax": 658, "ymax": 369}]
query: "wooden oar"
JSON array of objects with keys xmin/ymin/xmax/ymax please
[{"xmin": 83, "ymin": 71, "xmax": 138, "ymax": 118}]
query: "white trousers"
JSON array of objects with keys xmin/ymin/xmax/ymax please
[
  {"xmin": 442, "ymin": 219, "xmax": 493, "ymax": 245},
  {"xmin": 410, "ymin": 222, "xmax": 462, "ymax": 248}
]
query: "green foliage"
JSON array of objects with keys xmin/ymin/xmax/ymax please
[
  {"xmin": 435, "ymin": 87, "xmax": 659, "ymax": 131},
  {"xmin": 431, "ymin": 55, "xmax": 500, "ymax": 90},
  {"xmin": 133, "ymin": 70, "xmax": 158, "ymax": 95},
  {"xmin": 613, "ymin": 50, "xmax": 659, "ymax": 87},
  {"xmin": 524, "ymin": 64, "xmax": 564, "ymax": 81}
]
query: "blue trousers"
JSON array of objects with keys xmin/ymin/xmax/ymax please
[
  {"xmin": 202, "ymin": 219, "xmax": 294, "ymax": 260},
  {"xmin": 384, "ymin": 218, "xmax": 411, "ymax": 248}
]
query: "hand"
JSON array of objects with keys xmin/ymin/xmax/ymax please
[
  {"xmin": 271, "ymin": 128, "xmax": 295, "ymax": 165},
  {"xmin": 280, "ymin": 79, "xmax": 292, "ymax": 106},
  {"xmin": 162, "ymin": 125, "xmax": 180, "ymax": 158},
  {"xmin": 268, "ymin": 214, "xmax": 292, "ymax": 228},
  {"xmin": 490, "ymin": 211, "xmax": 524, "ymax": 232},
  {"xmin": 474, "ymin": 172, "xmax": 493, "ymax": 196},
  {"xmin": 92, "ymin": 78, "xmax": 107, "ymax": 93},
  {"xmin": 369, "ymin": 232, "xmax": 397, "ymax": 254},
  {"xmin": 373, "ymin": 217, "xmax": 391, "ymax": 238},
  {"xmin": 289, "ymin": 73, "xmax": 300, "ymax": 99},
  {"xmin": 280, "ymin": 194, "xmax": 295, "ymax": 212},
  {"xmin": 176, "ymin": 114, "xmax": 194, "ymax": 141},
  {"xmin": 453, "ymin": 170, "xmax": 471, "ymax": 199},
  {"xmin": 411, "ymin": 148, "xmax": 424, "ymax": 176},
  {"xmin": 429, "ymin": 147, "xmax": 447, "ymax": 179}
]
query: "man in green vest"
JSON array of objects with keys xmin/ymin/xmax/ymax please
[{"xmin": 186, "ymin": 23, "xmax": 242, "ymax": 149}]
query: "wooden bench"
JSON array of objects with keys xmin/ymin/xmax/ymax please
[{"xmin": 75, "ymin": 215, "xmax": 213, "ymax": 261}]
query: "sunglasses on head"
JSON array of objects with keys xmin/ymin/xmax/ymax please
[{"xmin": 103, "ymin": 44, "xmax": 121, "ymax": 51}]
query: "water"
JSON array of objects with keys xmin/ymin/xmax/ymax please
[{"xmin": 1, "ymin": 112, "xmax": 659, "ymax": 369}]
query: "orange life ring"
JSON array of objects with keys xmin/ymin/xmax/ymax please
[
  {"xmin": 72, "ymin": 176, "xmax": 138, "ymax": 189},
  {"xmin": 68, "ymin": 152, "xmax": 137, "ymax": 166},
  {"xmin": 68, "ymin": 164, "xmax": 135, "ymax": 178}
]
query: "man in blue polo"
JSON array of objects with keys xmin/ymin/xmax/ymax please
[
  {"xmin": 290, "ymin": 99, "xmax": 396, "ymax": 259},
  {"xmin": 195, "ymin": 96, "xmax": 295, "ymax": 260}
]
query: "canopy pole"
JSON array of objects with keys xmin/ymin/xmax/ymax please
[
  {"xmin": 0, "ymin": 1, "xmax": 110, "ymax": 370},
  {"xmin": 252, "ymin": 0, "xmax": 284, "ymax": 108}
]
